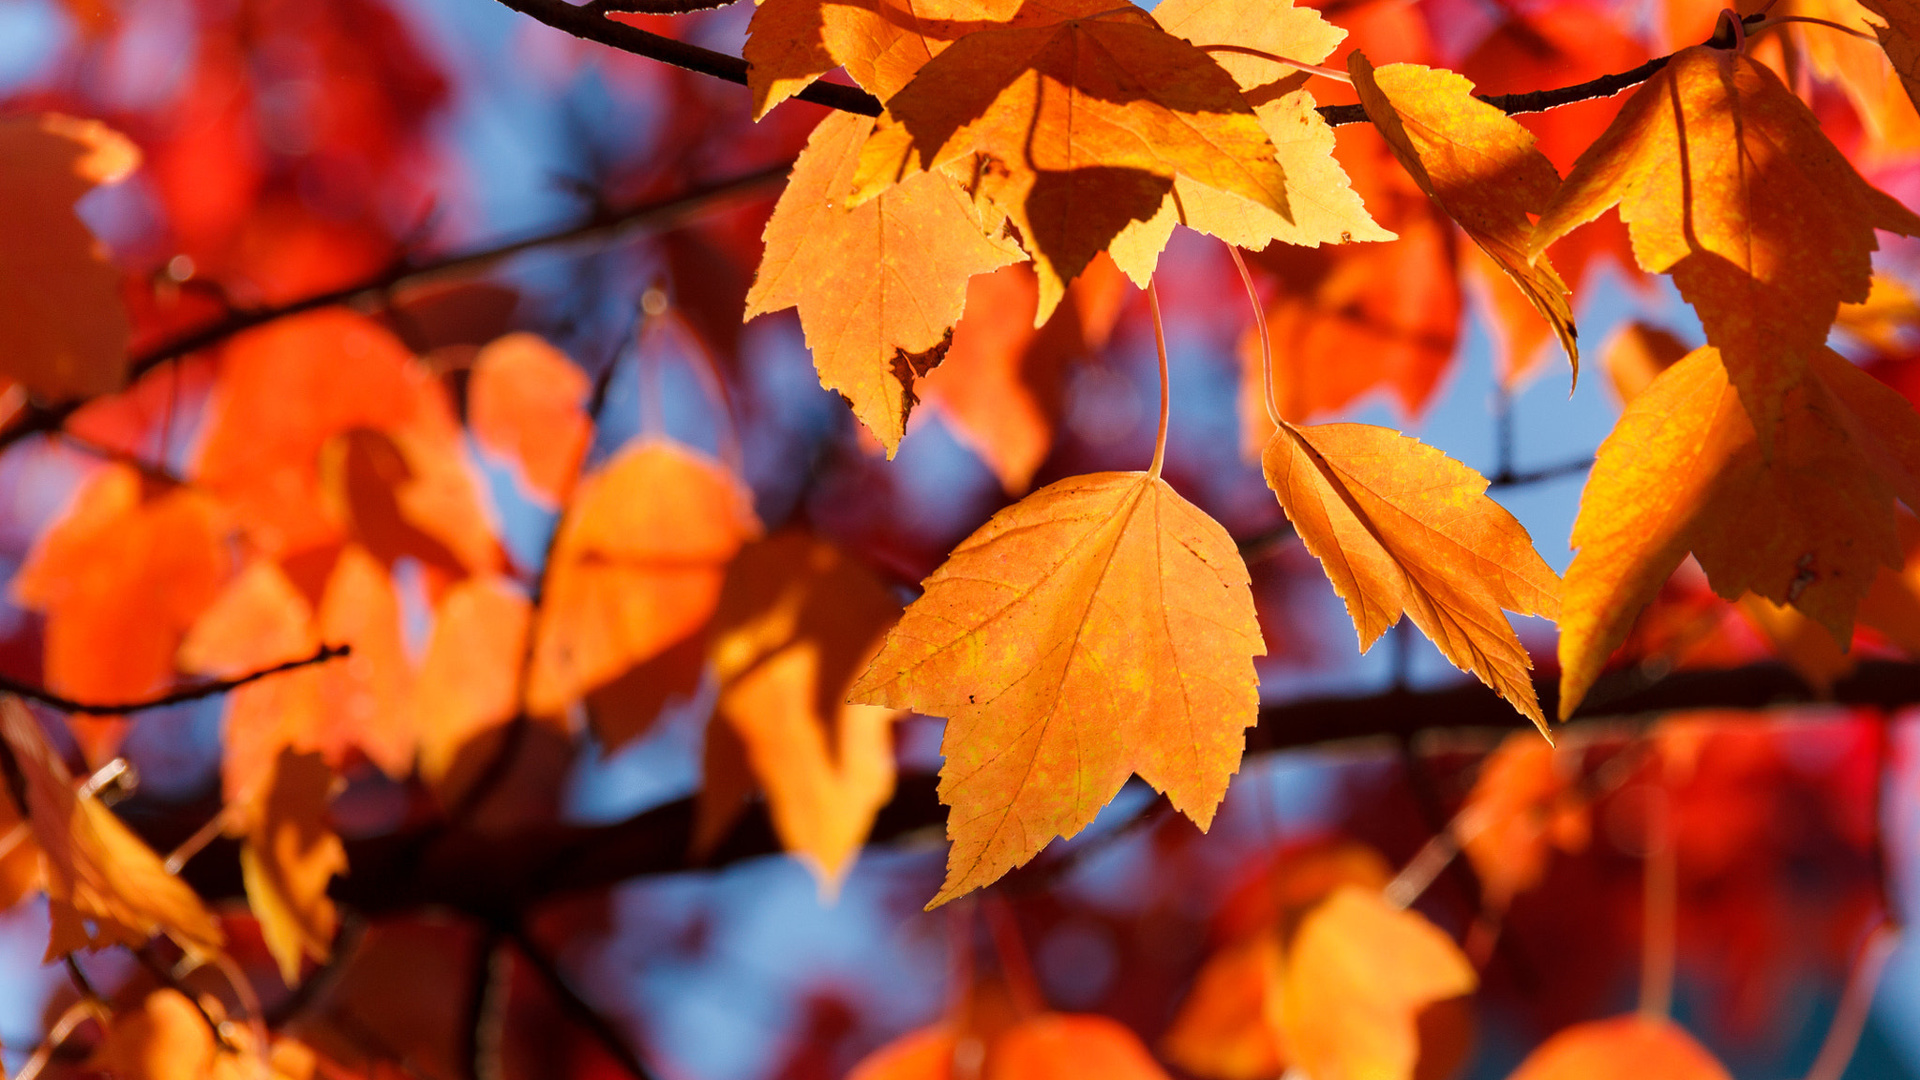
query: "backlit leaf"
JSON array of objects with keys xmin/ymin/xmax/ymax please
[
  {"xmin": 526, "ymin": 439, "xmax": 761, "ymax": 725},
  {"xmin": 1558, "ymin": 345, "xmax": 1920, "ymax": 716},
  {"xmin": 0, "ymin": 114, "xmax": 139, "ymax": 401},
  {"xmin": 240, "ymin": 748, "xmax": 345, "ymax": 986},
  {"xmin": 1350, "ymin": 54, "xmax": 1576, "ymax": 375},
  {"xmin": 850, "ymin": 471, "xmax": 1263, "ymax": 905},
  {"xmin": 1160, "ymin": 930, "xmax": 1289, "ymax": 1080},
  {"xmin": 1506, "ymin": 1016, "xmax": 1732, "ymax": 1080},
  {"xmin": 0, "ymin": 698, "xmax": 222, "ymax": 959},
  {"xmin": 414, "ymin": 575, "xmax": 533, "ymax": 806},
  {"xmin": 1531, "ymin": 46, "xmax": 1920, "ymax": 437},
  {"xmin": 748, "ymin": 110, "xmax": 1024, "ymax": 455},
  {"xmin": 993, "ymin": 1014, "xmax": 1172, "ymax": 1080},
  {"xmin": 468, "ymin": 333, "xmax": 591, "ymax": 505},
  {"xmin": 851, "ymin": 1, "xmax": 1291, "ymax": 322},
  {"xmin": 743, "ymin": 0, "xmax": 1017, "ymax": 117},
  {"xmin": 1263, "ymin": 422, "xmax": 1561, "ymax": 728},
  {"xmin": 1459, "ymin": 732, "xmax": 1589, "ymax": 909}
]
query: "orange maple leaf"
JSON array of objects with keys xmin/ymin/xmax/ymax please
[
  {"xmin": 1263, "ymin": 422, "xmax": 1561, "ymax": 728},
  {"xmin": 851, "ymin": 470, "xmax": 1264, "ymax": 905},
  {"xmin": 0, "ymin": 114, "xmax": 139, "ymax": 402},
  {"xmin": 467, "ymin": 333, "xmax": 592, "ymax": 506},
  {"xmin": 240, "ymin": 747, "xmax": 346, "ymax": 986},
  {"xmin": 850, "ymin": 0, "xmax": 1290, "ymax": 322},
  {"xmin": 747, "ymin": 110, "xmax": 1025, "ymax": 455},
  {"xmin": 414, "ymin": 575, "xmax": 533, "ymax": 807},
  {"xmin": 1531, "ymin": 45, "xmax": 1920, "ymax": 439},
  {"xmin": 1459, "ymin": 732, "xmax": 1590, "ymax": 909},
  {"xmin": 1506, "ymin": 1015, "xmax": 1732, "ymax": 1080},
  {"xmin": 849, "ymin": 1013, "xmax": 1172, "ymax": 1080},
  {"xmin": 743, "ymin": 0, "xmax": 1019, "ymax": 117}
]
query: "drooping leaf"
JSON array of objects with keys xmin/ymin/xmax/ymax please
[
  {"xmin": 1280, "ymin": 886, "xmax": 1477, "ymax": 1080},
  {"xmin": 1557, "ymin": 344, "xmax": 1920, "ymax": 717},
  {"xmin": 694, "ymin": 532, "xmax": 903, "ymax": 888},
  {"xmin": 1160, "ymin": 930, "xmax": 1289, "ymax": 1080},
  {"xmin": 1506, "ymin": 1016, "xmax": 1732, "ymax": 1080},
  {"xmin": 0, "ymin": 114, "xmax": 139, "ymax": 401},
  {"xmin": 743, "ymin": 0, "xmax": 1017, "ymax": 117},
  {"xmin": 920, "ymin": 256, "xmax": 1128, "ymax": 493},
  {"xmin": 526, "ymin": 440, "xmax": 761, "ymax": 726},
  {"xmin": 1459, "ymin": 732, "xmax": 1590, "ymax": 909},
  {"xmin": 1531, "ymin": 46, "xmax": 1920, "ymax": 437},
  {"xmin": 12, "ymin": 463, "xmax": 231, "ymax": 757},
  {"xmin": 0, "ymin": 698, "xmax": 223, "ymax": 959},
  {"xmin": 851, "ymin": 0, "xmax": 1292, "ymax": 322},
  {"xmin": 850, "ymin": 471, "xmax": 1263, "ymax": 905},
  {"xmin": 1262, "ymin": 422, "xmax": 1561, "ymax": 728},
  {"xmin": 1827, "ymin": 0, "xmax": 1920, "ymax": 151},
  {"xmin": 240, "ymin": 747, "xmax": 346, "ymax": 986},
  {"xmin": 1349, "ymin": 53, "xmax": 1577, "ymax": 375},
  {"xmin": 1107, "ymin": 0, "xmax": 1391, "ymax": 281},
  {"xmin": 748, "ymin": 110, "xmax": 1025, "ymax": 455},
  {"xmin": 466, "ymin": 333, "xmax": 591, "ymax": 506}
]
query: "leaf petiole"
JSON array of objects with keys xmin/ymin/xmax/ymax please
[{"xmin": 1147, "ymin": 279, "xmax": 1172, "ymax": 479}]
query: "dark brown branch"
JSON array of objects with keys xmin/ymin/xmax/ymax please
[
  {"xmin": 488, "ymin": 0, "xmax": 883, "ymax": 115},
  {"xmin": 507, "ymin": 926, "xmax": 660, "ymax": 1080},
  {"xmin": 0, "ymin": 164, "xmax": 794, "ymax": 455},
  {"xmin": 1317, "ymin": 54, "xmax": 1678, "ymax": 127},
  {"xmin": 0, "ymin": 643, "xmax": 350, "ymax": 716}
]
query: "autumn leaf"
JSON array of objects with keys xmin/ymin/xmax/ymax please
[
  {"xmin": 1282, "ymin": 886, "xmax": 1476, "ymax": 1080},
  {"xmin": 240, "ymin": 747, "xmax": 346, "ymax": 986},
  {"xmin": 1349, "ymin": 53, "xmax": 1577, "ymax": 375},
  {"xmin": 1160, "ymin": 930, "xmax": 1289, "ymax": 1080},
  {"xmin": 694, "ymin": 532, "xmax": 903, "ymax": 888},
  {"xmin": 1262, "ymin": 422, "xmax": 1561, "ymax": 728},
  {"xmin": 1531, "ymin": 46, "xmax": 1920, "ymax": 437},
  {"xmin": 1601, "ymin": 322, "xmax": 1690, "ymax": 404},
  {"xmin": 1108, "ymin": 0, "xmax": 1391, "ymax": 282},
  {"xmin": 1557, "ymin": 344, "xmax": 1920, "ymax": 717},
  {"xmin": 0, "ymin": 698, "xmax": 223, "ymax": 959},
  {"xmin": 0, "ymin": 114, "xmax": 139, "ymax": 402},
  {"xmin": 1837, "ymin": 0, "xmax": 1920, "ymax": 147},
  {"xmin": 1459, "ymin": 732, "xmax": 1589, "ymax": 909},
  {"xmin": 747, "ymin": 110, "xmax": 1024, "ymax": 455},
  {"xmin": 743, "ymin": 0, "xmax": 1020, "ymax": 117},
  {"xmin": 920, "ymin": 256, "xmax": 1128, "ymax": 492},
  {"xmin": 466, "ymin": 333, "xmax": 591, "ymax": 506},
  {"xmin": 850, "ymin": 0, "xmax": 1291, "ymax": 322},
  {"xmin": 414, "ymin": 575, "xmax": 533, "ymax": 806},
  {"xmin": 90, "ymin": 988, "xmax": 319, "ymax": 1080},
  {"xmin": 12, "ymin": 463, "xmax": 231, "ymax": 757},
  {"xmin": 1506, "ymin": 1016, "xmax": 1732, "ymax": 1080},
  {"xmin": 851, "ymin": 470, "xmax": 1263, "ymax": 905},
  {"xmin": 526, "ymin": 439, "xmax": 761, "ymax": 730},
  {"xmin": 992, "ymin": 1013, "xmax": 1172, "ymax": 1080}
]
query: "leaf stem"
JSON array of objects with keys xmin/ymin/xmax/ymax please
[
  {"xmin": 1803, "ymin": 923, "xmax": 1900, "ymax": 1080},
  {"xmin": 1200, "ymin": 44, "xmax": 1353, "ymax": 83},
  {"xmin": 1746, "ymin": 14, "xmax": 1881, "ymax": 41},
  {"xmin": 1638, "ymin": 782, "xmax": 1676, "ymax": 1020},
  {"xmin": 1147, "ymin": 278, "xmax": 1171, "ymax": 480},
  {"xmin": 1228, "ymin": 245, "xmax": 1282, "ymax": 432},
  {"xmin": 0, "ymin": 643, "xmax": 350, "ymax": 717}
]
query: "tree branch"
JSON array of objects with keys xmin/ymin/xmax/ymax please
[
  {"xmin": 507, "ymin": 925, "xmax": 661, "ymax": 1080},
  {"xmin": 0, "ymin": 643, "xmax": 350, "ymax": 716},
  {"xmin": 0, "ymin": 164, "xmax": 794, "ymax": 455}
]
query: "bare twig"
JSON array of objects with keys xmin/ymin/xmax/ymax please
[{"xmin": 0, "ymin": 643, "xmax": 350, "ymax": 716}]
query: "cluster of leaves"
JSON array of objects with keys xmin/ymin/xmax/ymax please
[{"xmin": 1, "ymin": 0, "xmax": 1919, "ymax": 1073}]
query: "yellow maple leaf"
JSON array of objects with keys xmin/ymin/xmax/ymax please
[
  {"xmin": 747, "ymin": 110, "xmax": 1025, "ymax": 454},
  {"xmin": 1263, "ymin": 422, "xmax": 1561, "ymax": 729},
  {"xmin": 1350, "ymin": 53, "xmax": 1577, "ymax": 375},
  {"xmin": 850, "ymin": 470, "xmax": 1264, "ymax": 906},
  {"xmin": 240, "ymin": 748, "xmax": 346, "ymax": 986},
  {"xmin": 1531, "ymin": 46, "xmax": 1920, "ymax": 437},
  {"xmin": 849, "ymin": 0, "xmax": 1290, "ymax": 322}
]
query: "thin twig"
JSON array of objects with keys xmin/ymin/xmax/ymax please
[
  {"xmin": 1803, "ymin": 923, "xmax": 1900, "ymax": 1080},
  {"xmin": 0, "ymin": 165, "xmax": 792, "ymax": 455},
  {"xmin": 0, "ymin": 643, "xmax": 350, "ymax": 716},
  {"xmin": 508, "ymin": 925, "xmax": 660, "ymax": 1080}
]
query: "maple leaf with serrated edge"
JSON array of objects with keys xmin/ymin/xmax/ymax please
[
  {"xmin": 849, "ymin": 0, "xmax": 1290, "ymax": 323},
  {"xmin": 1262, "ymin": 422, "xmax": 1561, "ymax": 729},
  {"xmin": 1108, "ymin": 0, "xmax": 1391, "ymax": 283},
  {"xmin": 849, "ymin": 470, "xmax": 1264, "ymax": 906},
  {"xmin": 743, "ymin": 0, "xmax": 1028, "ymax": 118},
  {"xmin": 1558, "ymin": 344, "xmax": 1920, "ymax": 718},
  {"xmin": 1349, "ymin": 53, "xmax": 1577, "ymax": 375},
  {"xmin": 1530, "ymin": 46, "xmax": 1920, "ymax": 439},
  {"xmin": 748, "ymin": 110, "xmax": 1024, "ymax": 455}
]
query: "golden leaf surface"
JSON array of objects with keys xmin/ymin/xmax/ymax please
[
  {"xmin": 0, "ymin": 698, "xmax": 222, "ymax": 960},
  {"xmin": 851, "ymin": 471, "xmax": 1262, "ymax": 905},
  {"xmin": 1262, "ymin": 422, "xmax": 1561, "ymax": 728},
  {"xmin": 240, "ymin": 748, "xmax": 346, "ymax": 986},
  {"xmin": 695, "ymin": 533, "xmax": 903, "ymax": 889},
  {"xmin": 1349, "ymin": 54, "xmax": 1576, "ymax": 373},
  {"xmin": 526, "ymin": 439, "xmax": 761, "ymax": 724},
  {"xmin": 1558, "ymin": 344, "xmax": 1920, "ymax": 716},
  {"xmin": 1459, "ymin": 732, "xmax": 1589, "ymax": 909},
  {"xmin": 743, "ymin": 0, "xmax": 1020, "ymax": 117},
  {"xmin": 850, "ymin": 0, "xmax": 1290, "ymax": 322},
  {"xmin": 1160, "ymin": 930, "xmax": 1290, "ymax": 1080},
  {"xmin": 748, "ymin": 110, "xmax": 1025, "ymax": 454},
  {"xmin": 467, "ymin": 333, "xmax": 591, "ymax": 505},
  {"xmin": 0, "ymin": 114, "xmax": 138, "ymax": 401},
  {"xmin": 1107, "ymin": 0, "xmax": 1390, "ymax": 282},
  {"xmin": 1854, "ymin": 0, "xmax": 1920, "ymax": 130},
  {"xmin": 1506, "ymin": 1016, "xmax": 1732, "ymax": 1080},
  {"xmin": 414, "ymin": 575, "xmax": 532, "ymax": 806},
  {"xmin": 1531, "ymin": 46, "xmax": 1920, "ymax": 436},
  {"xmin": 1280, "ymin": 886, "xmax": 1477, "ymax": 1080}
]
